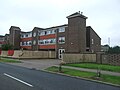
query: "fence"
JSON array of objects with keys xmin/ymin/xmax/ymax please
[{"xmin": 101, "ymin": 54, "xmax": 120, "ymax": 66}]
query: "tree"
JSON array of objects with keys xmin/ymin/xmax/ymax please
[
  {"xmin": 107, "ymin": 46, "xmax": 120, "ymax": 54},
  {"xmin": 1, "ymin": 44, "xmax": 13, "ymax": 50}
]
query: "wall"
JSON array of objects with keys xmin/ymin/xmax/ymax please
[
  {"xmin": 63, "ymin": 53, "xmax": 120, "ymax": 66},
  {"xmin": 86, "ymin": 26, "xmax": 101, "ymax": 53},
  {"xmin": 1, "ymin": 51, "xmax": 8, "ymax": 56},
  {"xmin": 9, "ymin": 26, "xmax": 21, "ymax": 49},
  {"xmin": 1, "ymin": 50, "xmax": 56, "ymax": 59},
  {"xmin": 101, "ymin": 54, "xmax": 120, "ymax": 66},
  {"xmin": 63, "ymin": 53, "xmax": 96, "ymax": 63},
  {"xmin": 66, "ymin": 13, "xmax": 87, "ymax": 53}
]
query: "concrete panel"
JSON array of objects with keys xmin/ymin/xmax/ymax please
[{"xmin": 63, "ymin": 53, "xmax": 96, "ymax": 63}]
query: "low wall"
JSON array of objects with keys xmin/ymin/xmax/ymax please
[
  {"xmin": 1, "ymin": 51, "xmax": 8, "ymax": 57},
  {"xmin": 102, "ymin": 54, "xmax": 120, "ymax": 66},
  {"xmin": 63, "ymin": 53, "xmax": 96, "ymax": 63},
  {"xmin": 1, "ymin": 50, "xmax": 56, "ymax": 59}
]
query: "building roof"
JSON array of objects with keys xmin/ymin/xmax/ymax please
[
  {"xmin": 34, "ymin": 27, "xmax": 44, "ymax": 30},
  {"xmin": 0, "ymin": 35, "xmax": 5, "ymax": 37},
  {"xmin": 66, "ymin": 11, "xmax": 88, "ymax": 19},
  {"xmin": 5, "ymin": 34, "xmax": 9, "ymax": 36},
  {"xmin": 86, "ymin": 26, "xmax": 101, "ymax": 39},
  {"xmin": 21, "ymin": 31, "xmax": 32, "ymax": 34},
  {"xmin": 9, "ymin": 26, "xmax": 21, "ymax": 30},
  {"xmin": 45, "ymin": 24, "xmax": 68, "ymax": 29}
]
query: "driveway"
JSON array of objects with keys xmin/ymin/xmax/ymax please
[{"xmin": 9, "ymin": 59, "xmax": 61, "ymax": 70}]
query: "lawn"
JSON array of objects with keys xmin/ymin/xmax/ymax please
[
  {"xmin": 64, "ymin": 63, "xmax": 120, "ymax": 73},
  {"xmin": 46, "ymin": 66, "xmax": 120, "ymax": 85},
  {"xmin": 0, "ymin": 58, "xmax": 21, "ymax": 63}
]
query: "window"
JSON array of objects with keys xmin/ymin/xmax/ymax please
[
  {"xmin": 51, "ymin": 29, "xmax": 55, "ymax": 34},
  {"xmin": 20, "ymin": 42, "xmax": 22, "ymax": 46},
  {"xmin": 45, "ymin": 31, "xmax": 47, "ymax": 35},
  {"xmin": 21, "ymin": 35, "xmax": 24, "ymax": 38},
  {"xmin": 25, "ymin": 34, "xmax": 28, "ymax": 37},
  {"xmin": 49, "ymin": 39, "xmax": 56, "ymax": 44},
  {"xmin": 21, "ymin": 41, "xmax": 32, "ymax": 46},
  {"xmin": 0, "ymin": 37, "xmax": 4, "ymax": 41},
  {"xmin": 26, "ymin": 42, "xmax": 28, "ymax": 45},
  {"xmin": 47, "ymin": 30, "xmax": 51, "ymax": 35},
  {"xmin": 40, "ymin": 31, "xmax": 45, "ymax": 36},
  {"xmin": 29, "ymin": 41, "xmax": 32, "ymax": 45},
  {"xmin": 33, "ymin": 40, "xmax": 36, "ymax": 45},
  {"xmin": 29, "ymin": 33, "xmax": 32, "ymax": 37},
  {"xmin": 58, "ymin": 37, "xmax": 65, "ymax": 44},
  {"xmin": 39, "ymin": 38, "xmax": 56, "ymax": 45},
  {"xmin": 92, "ymin": 39, "xmax": 94, "ymax": 44},
  {"xmin": 59, "ymin": 27, "xmax": 65, "ymax": 33},
  {"xmin": 39, "ymin": 40, "xmax": 44, "ymax": 45},
  {"xmin": 21, "ymin": 32, "xmax": 32, "ymax": 38},
  {"xmin": 24, "ymin": 42, "xmax": 26, "ymax": 45},
  {"xmin": 27, "ymin": 41, "xmax": 32, "ymax": 46},
  {"xmin": 21, "ymin": 42, "xmax": 24, "ymax": 45}
]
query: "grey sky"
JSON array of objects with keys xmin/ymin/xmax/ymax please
[{"xmin": 0, "ymin": 0, "xmax": 120, "ymax": 46}]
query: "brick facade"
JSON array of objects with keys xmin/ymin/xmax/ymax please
[{"xmin": 86, "ymin": 26, "xmax": 101, "ymax": 53}]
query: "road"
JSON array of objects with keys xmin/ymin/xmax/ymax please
[{"xmin": 0, "ymin": 63, "xmax": 119, "ymax": 90}]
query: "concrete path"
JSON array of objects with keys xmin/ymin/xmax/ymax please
[
  {"xmin": 9, "ymin": 59, "xmax": 61, "ymax": 70},
  {"xmin": 54, "ymin": 65, "xmax": 120, "ymax": 76}
]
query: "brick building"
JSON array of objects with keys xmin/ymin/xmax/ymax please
[{"xmin": 1, "ymin": 12, "xmax": 101, "ymax": 59}]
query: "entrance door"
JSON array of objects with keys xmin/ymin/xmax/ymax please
[{"xmin": 58, "ymin": 49, "xmax": 65, "ymax": 59}]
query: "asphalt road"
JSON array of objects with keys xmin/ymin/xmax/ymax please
[{"xmin": 0, "ymin": 63, "xmax": 119, "ymax": 90}]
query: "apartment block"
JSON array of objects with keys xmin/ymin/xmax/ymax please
[{"xmin": 0, "ymin": 12, "xmax": 101, "ymax": 59}]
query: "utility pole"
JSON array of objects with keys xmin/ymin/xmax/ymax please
[{"xmin": 108, "ymin": 37, "xmax": 110, "ymax": 47}]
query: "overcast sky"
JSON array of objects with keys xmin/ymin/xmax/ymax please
[{"xmin": 0, "ymin": 0, "xmax": 120, "ymax": 46}]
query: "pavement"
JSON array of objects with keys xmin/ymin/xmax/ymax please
[
  {"xmin": 54, "ymin": 65, "xmax": 120, "ymax": 76},
  {"xmin": 9, "ymin": 59, "xmax": 120, "ymax": 76},
  {"xmin": 0, "ymin": 62, "xmax": 120, "ymax": 90},
  {"xmin": 9, "ymin": 59, "xmax": 61, "ymax": 70}
]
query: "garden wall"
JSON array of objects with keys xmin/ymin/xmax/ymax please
[
  {"xmin": 63, "ymin": 53, "xmax": 96, "ymax": 63},
  {"xmin": 0, "ymin": 50, "xmax": 56, "ymax": 59},
  {"xmin": 63, "ymin": 53, "xmax": 120, "ymax": 66},
  {"xmin": 101, "ymin": 54, "xmax": 120, "ymax": 66}
]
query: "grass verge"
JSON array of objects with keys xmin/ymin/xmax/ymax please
[
  {"xmin": 64, "ymin": 63, "xmax": 120, "ymax": 73},
  {"xmin": 0, "ymin": 58, "xmax": 21, "ymax": 63},
  {"xmin": 46, "ymin": 66, "xmax": 120, "ymax": 85}
]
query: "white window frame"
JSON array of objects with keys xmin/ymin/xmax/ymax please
[
  {"xmin": 21, "ymin": 32, "xmax": 32, "ymax": 38},
  {"xmin": 59, "ymin": 27, "xmax": 65, "ymax": 33},
  {"xmin": 92, "ymin": 39, "xmax": 94, "ymax": 44},
  {"xmin": 58, "ymin": 37, "xmax": 65, "ymax": 44},
  {"xmin": 39, "ymin": 38, "xmax": 56, "ymax": 45}
]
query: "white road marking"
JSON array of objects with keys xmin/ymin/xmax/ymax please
[{"xmin": 4, "ymin": 73, "xmax": 33, "ymax": 87}]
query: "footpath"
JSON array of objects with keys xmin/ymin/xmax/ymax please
[{"xmin": 54, "ymin": 65, "xmax": 120, "ymax": 76}]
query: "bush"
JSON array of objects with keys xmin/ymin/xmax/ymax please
[{"xmin": 1, "ymin": 44, "xmax": 13, "ymax": 50}]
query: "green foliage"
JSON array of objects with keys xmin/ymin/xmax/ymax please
[
  {"xmin": 0, "ymin": 58, "xmax": 21, "ymax": 63},
  {"xmin": 108, "ymin": 46, "xmax": 120, "ymax": 54},
  {"xmin": 64, "ymin": 63, "xmax": 120, "ymax": 72},
  {"xmin": 1, "ymin": 44, "xmax": 13, "ymax": 50},
  {"xmin": 46, "ymin": 66, "xmax": 120, "ymax": 85}
]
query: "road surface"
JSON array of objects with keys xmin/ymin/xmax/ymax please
[{"xmin": 0, "ymin": 63, "xmax": 119, "ymax": 90}]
